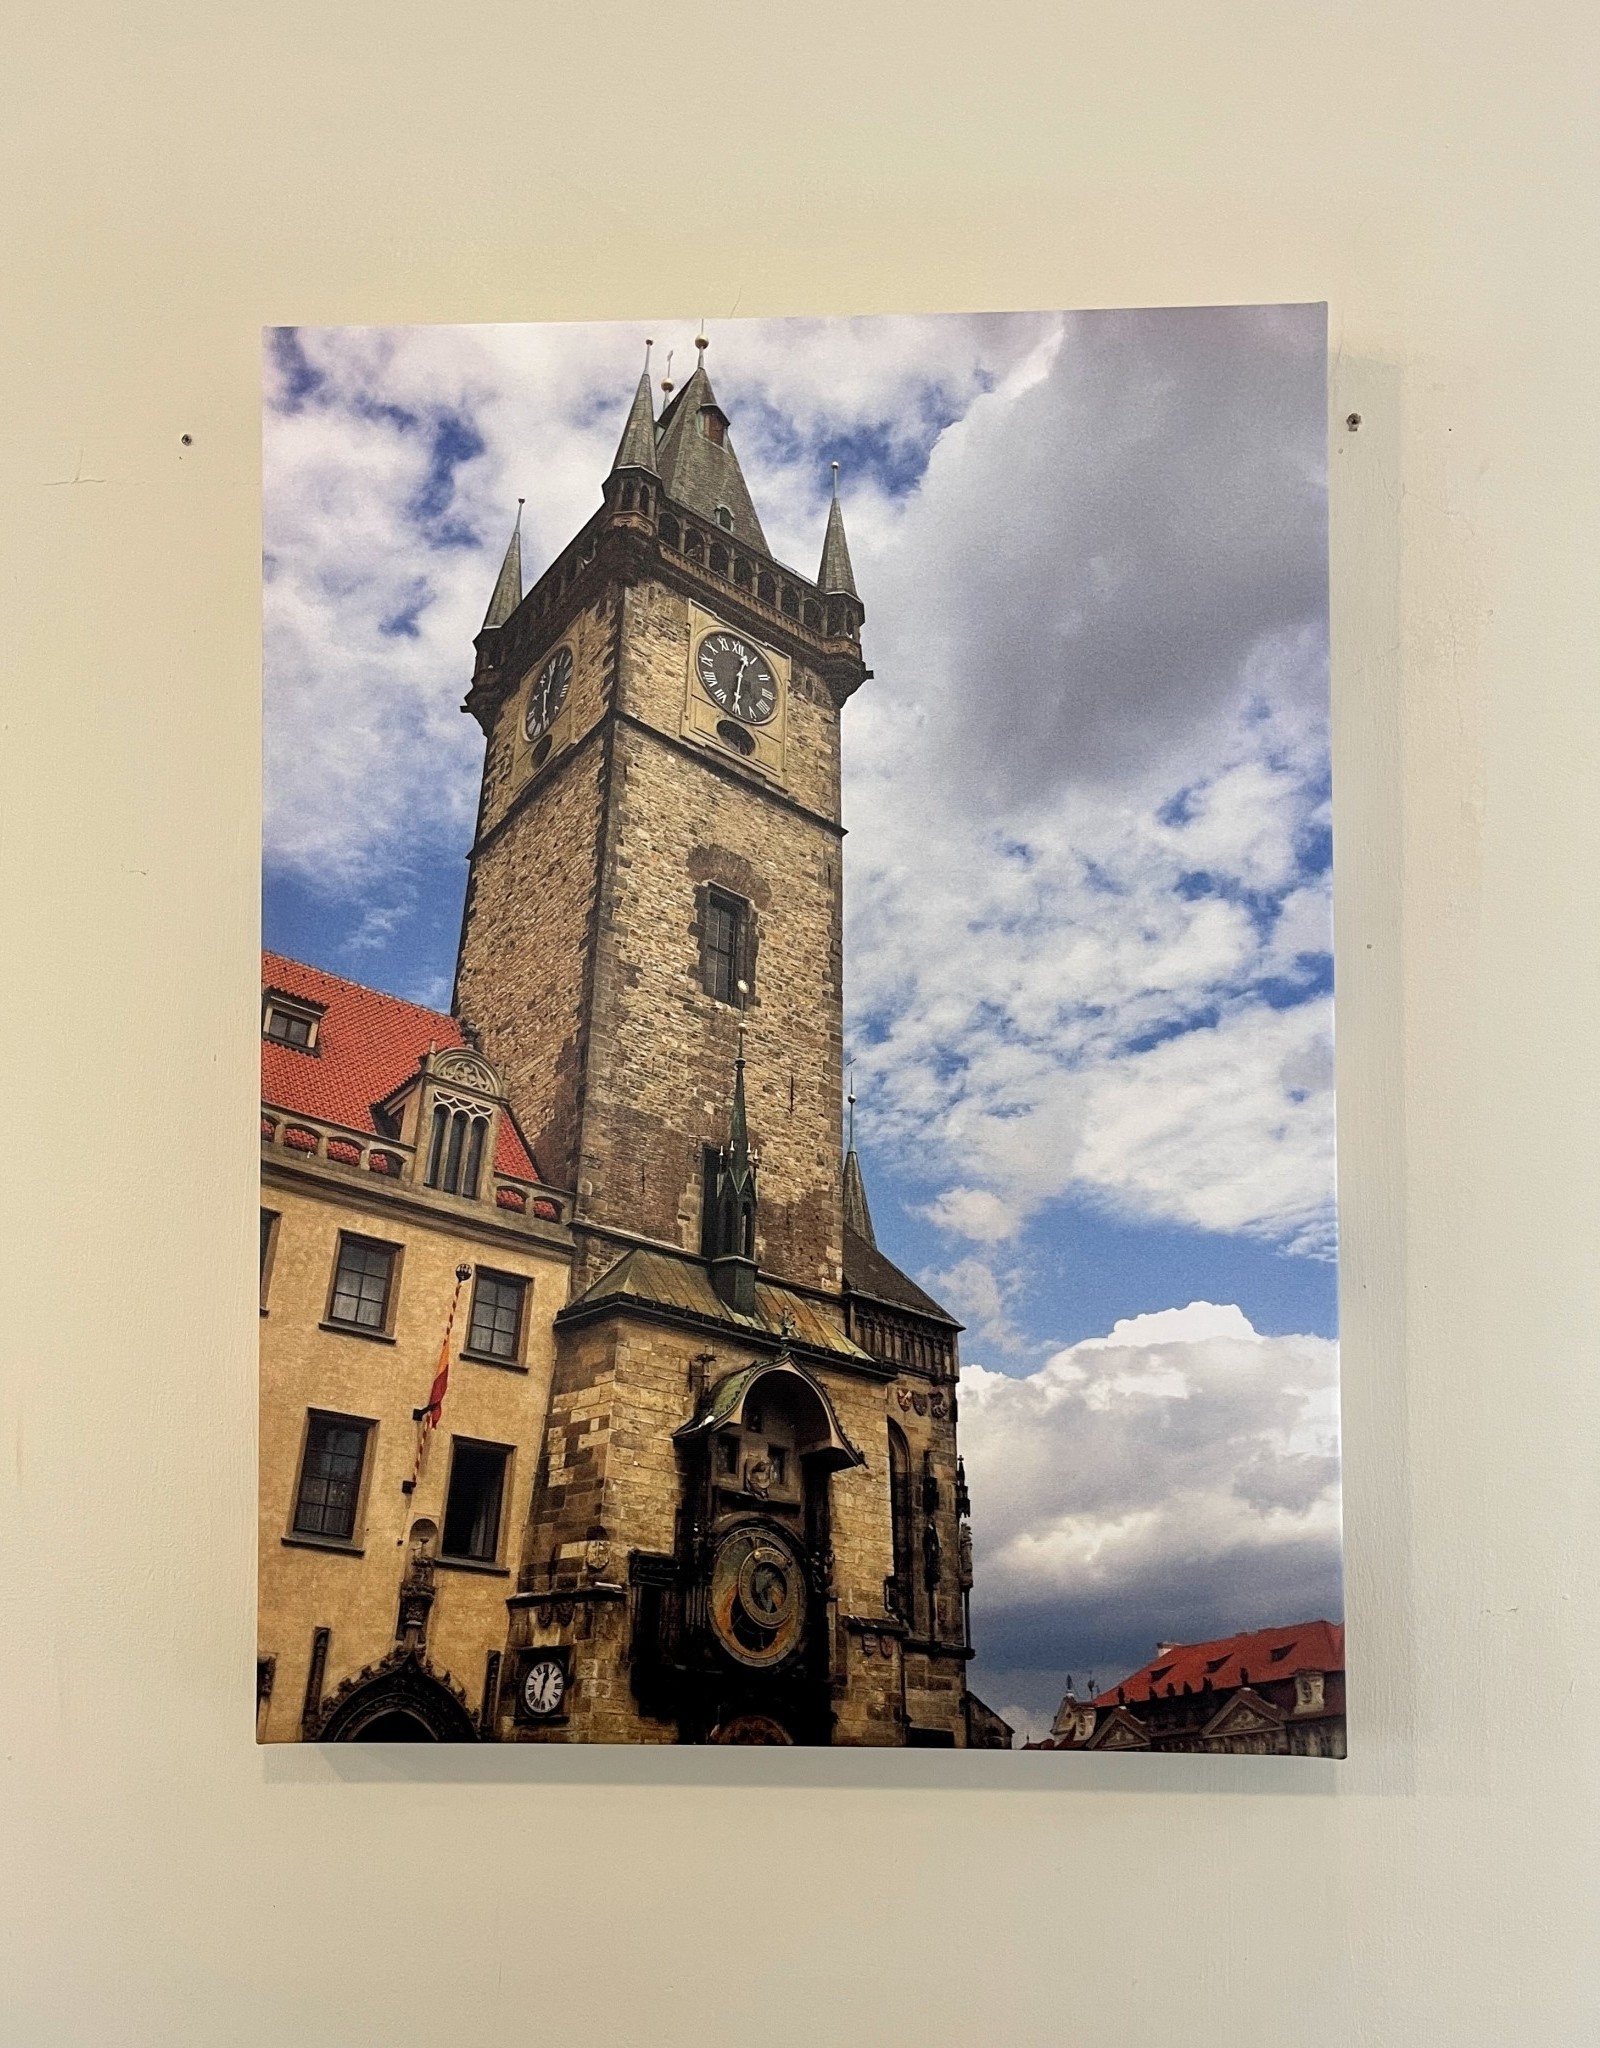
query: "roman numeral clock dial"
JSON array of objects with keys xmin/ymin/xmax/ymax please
[
  {"xmin": 696, "ymin": 633, "xmax": 778, "ymax": 725},
  {"xmin": 523, "ymin": 644, "xmax": 573, "ymax": 743}
]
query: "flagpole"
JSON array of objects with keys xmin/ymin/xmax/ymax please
[{"xmin": 402, "ymin": 1263, "xmax": 473, "ymax": 1500}]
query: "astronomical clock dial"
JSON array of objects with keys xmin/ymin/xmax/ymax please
[
  {"xmin": 523, "ymin": 645, "xmax": 573, "ymax": 742},
  {"xmin": 708, "ymin": 1525, "xmax": 806, "ymax": 1668},
  {"xmin": 696, "ymin": 631, "xmax": 778, "ymax": 726},
  {"xmin": 520, "ymin": 1655, "xmax": 566, "ymax": 1718}
]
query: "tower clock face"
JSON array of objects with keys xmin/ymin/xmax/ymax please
[
  {"xmin": 696, "ymin": 632, "xmax": 778, "ymax": 726},
  {"xmin": 523, "ymin": 645, "xmax": 573, "ymax": 742},
  {"xmin": 520, "ymin": 1656, "xmax": 566, "ymax": 1718}
]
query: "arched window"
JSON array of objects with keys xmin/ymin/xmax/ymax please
[
  {"xmin": 803, "ymin": 599, "xmax": 821, "ymax": 629},
  {"xmin": 685, "ymin": 528, "xmax": 704, "ymax": 561},
  {"xmin": 733, "ymin": 557, "xmax": 752, "ymax": 589},
  {"xmin": 425, "ymin": 1102, "xmax": 489, "ymax": 1199},
  {"xmin": 660, "ymin": 514, "xmax": 681, "ymax": 549},
  {"xmin": 714, "ymin": 505, "xmax": 734, "ymax": 531},
  {"xmin": 709, "ymin": 542, "xmax": 729, "ymax": 576},
  {"xmin": 757, "ymin": 571, "xmax": 776, "ymax": 605},
  {"xmin": 780, "ymin": 584, "xmax": 799, "ymax": 617}
]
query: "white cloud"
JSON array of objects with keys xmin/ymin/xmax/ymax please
[
  {"xmin": 959, "ymin": 1305, "xmax": 1342, "ymax": 1687},
  {"xmin": 919, "ymin": 1186, "xmax": 1018, "ymax": 1243}
]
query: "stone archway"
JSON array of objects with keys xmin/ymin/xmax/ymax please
[{"xmin": 313, "ymin": 1647, "xmax": 479, "ymax": 1743}]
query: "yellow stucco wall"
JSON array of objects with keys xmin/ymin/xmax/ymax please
[{"xmin": 257, "ymin": 1159, "xmax": 570, "ymax": 1741}]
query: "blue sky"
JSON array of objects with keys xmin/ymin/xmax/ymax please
[{"xmin": 263, "ymin": 309, "xmax": 1340, "ymax": 1732}]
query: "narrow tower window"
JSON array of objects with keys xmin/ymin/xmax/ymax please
[{"xmin": 701, "ymin": 889, "xmax": 752, "ymax": 1006}]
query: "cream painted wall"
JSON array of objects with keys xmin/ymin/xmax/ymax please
[{"xmin": 1, "ymin": 2, "xmax": 1596, "ymax": 2041}]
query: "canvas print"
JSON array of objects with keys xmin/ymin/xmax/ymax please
[{"xmin": 259, "ymin": 307, "xmax": 1341, "ymax": 1750}]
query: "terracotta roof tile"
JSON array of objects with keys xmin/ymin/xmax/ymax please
[
  {"xmin": 260, "ymin": 952, "xmax": 539, "ymax": 1182},
  {"xmin": 1096, "ymin": 1620, "xmax": 1344, "ymax": 1705}
]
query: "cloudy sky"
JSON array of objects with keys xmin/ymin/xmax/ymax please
[{"xmin": 263, "ymin": 307, "xmax": 1341, "ymax": 1739}]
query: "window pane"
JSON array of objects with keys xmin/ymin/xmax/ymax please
[
  {"xmin": 468, "ymin": 1273, "xmax": 525, "ymax": 1360},
  {"xmin": 463, "ymin": 1116, "xmax": 486, "ymax": 1200},
  {"xmin": 704, "ymin": 894, "xmax": 741, "ymax": 1004},
  {"xmin": 293, "ymin": 1416, "xmax": 369, "ymax": 1541},
  {"xmin": 425, "ymin": 1103, "xmax": 448, "ymax": 1187},
  {"xmin": 443, "ymin": 1110, "xmax": 467, "ymax": 1194},
  {"xmin": 330, "ymin": 1239, "xmax": 394, "ymax": 1328},
  {"xmin": 442, "ymin": 1443, "xmax": 509, "ymax": 1561}
]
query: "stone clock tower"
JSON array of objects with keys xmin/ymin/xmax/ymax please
[{"xmin": 447, "ymin": 346, "xmax": 1002, "ymax": 1746}]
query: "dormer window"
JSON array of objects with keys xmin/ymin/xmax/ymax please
[
  {"xmin": 699, "ymin": 407, "xmax": 727, "ymax": 446},
  {"xmin": 714, "ymin": 505, "xmax": 734, "ymax": 531},
  {"xmin": 263, "ymin": 994, "xmax": 323, "ymax": 1053}
]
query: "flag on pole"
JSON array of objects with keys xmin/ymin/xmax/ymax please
[{"xmin": 404, "ymin": 1263, "xmax": 472, "ymax": 1495}]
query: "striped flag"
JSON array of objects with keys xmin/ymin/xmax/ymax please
[{"xmin": 405, "ymin": 1263, "xmax": 472, "ymax": 1494}]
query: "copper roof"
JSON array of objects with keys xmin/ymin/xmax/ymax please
[{"xmin": 562, "ymin": 1244, "xmax": 874, "ymax": 1362}]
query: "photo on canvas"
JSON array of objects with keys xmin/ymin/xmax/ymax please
[{"xmin": 258, "ymin": 307, "xmax": 1341, "ymax": 1750}]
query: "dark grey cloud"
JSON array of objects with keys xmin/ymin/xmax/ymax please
[{"xmin": 861, "ymin": 303, "xmax": 1329, "ymax": 815}]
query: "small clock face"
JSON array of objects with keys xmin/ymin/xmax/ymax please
[
  {"xmin": 696, "ymin": 632, "xmax": 778, "ymax": 726},
  {"xmin": 521, "ymin": 1656, "xmax": 566, "ymax": 1718},
  {"xmin": 523, "ymin": 645, "xmax": 573, "ymax": 742}
]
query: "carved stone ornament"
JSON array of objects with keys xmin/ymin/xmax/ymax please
[
  {"xmin": 912, "ymin": 1392, "xmax": 928, "ymax": 1417},
  {"xmin": 742, "ymin": 1453, "xmax": 774, "ymax": 1498},
  {"xmin": 308, "ymin": 1646, "xmax": 477, "ymax": 1743},
  {"xmin": 431, "ymin": 1050, "xmax": 499, "ymax": 1095},
  {"xmin": 584, "ymin": 1537, "xmax": 612, "ymax": 1575},
  {"xmin": 895, "ymin": 1387, "xmax": 914, "ymax": 1411},
  {"xmin": 929, "ymin": 1391, "xmax": 948, "ymax": 1419}
]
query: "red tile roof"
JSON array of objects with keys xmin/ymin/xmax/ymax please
[
  {"xmin": 1097, "ymin": 1620, "xmax": 1344, "ymax": 1705},
  {"xmin": 261, "ymin": 952, "xmax": 539, "ymax": 1182}
]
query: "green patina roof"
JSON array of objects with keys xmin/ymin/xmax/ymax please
[
  {"xmin": 675, "ymin": 1355, "xmax": 865, "ymax": 1468},
  {"xmin": 561, "ymin": 1243, "xmax": 872, "ymax": 1361}
]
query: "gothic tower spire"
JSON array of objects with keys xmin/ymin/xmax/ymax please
[
  {"xmin": 842, "ymin": 1069, "xmax": 876, "ymax": 1248},
  {"xmin": 818, "ymin": 463, "xmax": 858, "ymax": 597},
  {"xmin": 709, "ymin": 1023, "xmax": 759, "ymax": 1315},
  {"xmin": 611, "ymin": 343, "xmax": 659, "ymax": 475},
  {"xmin": 652, "ymin": 342, "xmax": 769, "ymax": 552},
  {"xmin": 481, "ymin": 501, "xmax": 524, "ymax": 629}
]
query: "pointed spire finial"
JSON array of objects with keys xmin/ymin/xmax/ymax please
[
  {"xmin": 818, "ymin": 474, "xmax": 858, "ymax": 599},
  {"xmin": 660, "ymin": 347, "xmax": 675, "ymax": 400},
  {"xmin": 611, "ymin": 352, "xmax": 659, "ymax": 476},
  {"xmin": 481, "ymin": 505, "xmax": 524, "ymax": 630},
  {"xmin": 841, "ymin": 1066, "xmax": 876, "ymax": 1246}
]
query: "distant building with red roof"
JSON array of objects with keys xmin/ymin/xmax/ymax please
[{"xmin": 1029, "ymin": 1621, "xmax": 1346, "ymax": 1757}]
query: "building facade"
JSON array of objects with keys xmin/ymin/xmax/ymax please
[
  {"xmin": 258, "ymin": 351, "xmax": 1011, "ymax": 1746},
  {"xmin": 1028, "ymin": 1622, "xmax": 1346, "ymax": 1757}
]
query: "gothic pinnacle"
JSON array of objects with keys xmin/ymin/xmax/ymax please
[
  {"xmin": 818, "ymin": 467, "xmax": 858, "ymax": 598},
  {"xmin": 480, "ymin": 500, "xmax": 524, "ymax": 630},
  {"xmin": 610, "ymin": 343, "xmax": 659, "ymax": 475}
]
